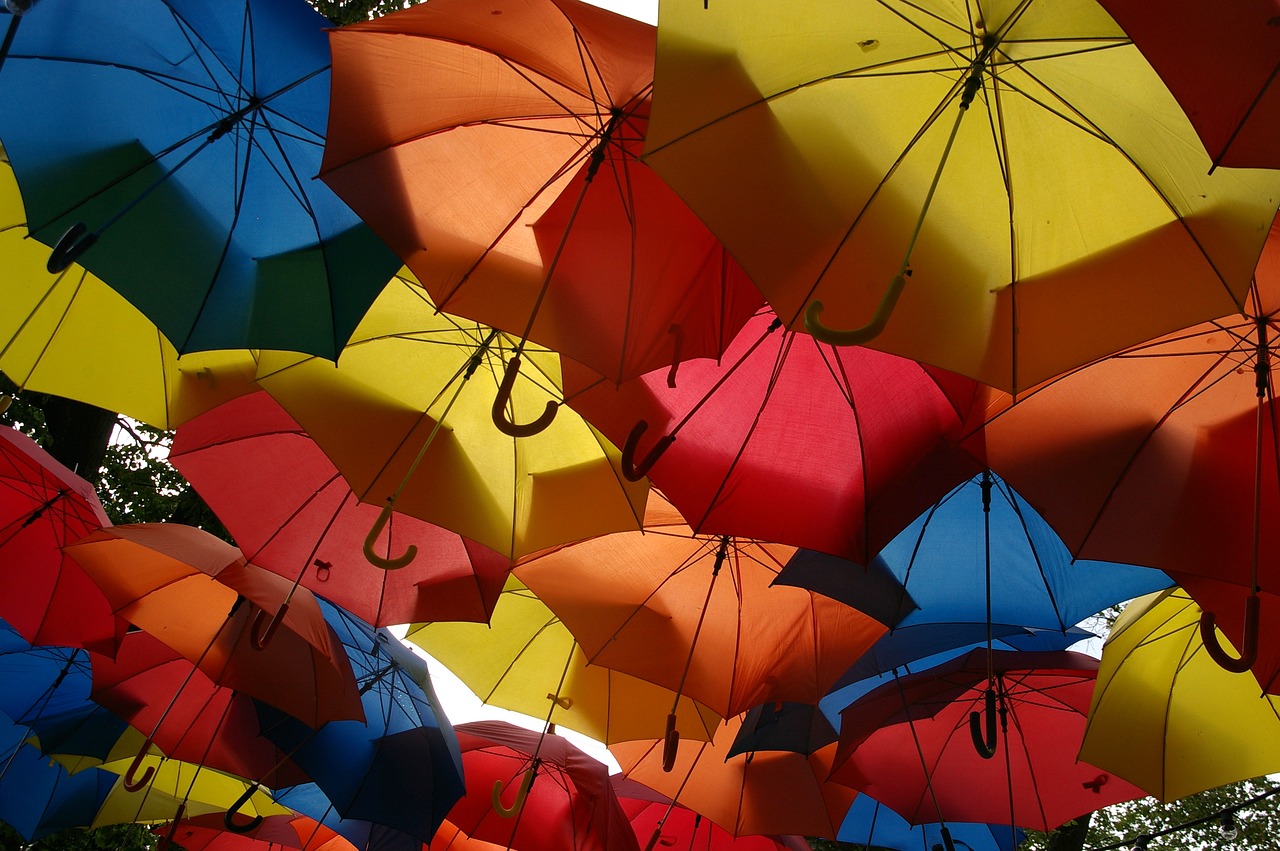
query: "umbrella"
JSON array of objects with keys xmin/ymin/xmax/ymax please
[
  {"xmin": 406, "ymin": 576, "xmax": 722, "ymax": 747},
  {"xmin": 639, "ymin": 0, "xmax": 1280, "ymax": 393},
  {"xmin": 254, "ymin": 602, "xmax": 466, "ymax": 844},
  {"xmin": 272, "ymin": 783, "xmax": 425, "ymax": 851},
  {"xmin": 320, "ymin": 0, "xmax": 762, "ymax": 392},
  {"xmin": 725, "ymin": 702, "xmax": 837, "ymax": 759},
  {"xmin": 515, "ymin": 490, "xmax": 887, "ymax": 763},
  {"xmin": 965, "ymin": 211, "xmax": 1280, "ymax": 681},
  {"xmin": 561, "ymin": 306, "xmax": 983, "ymax": 562},
  {"xmin": 1079, "ymin": 587, "xmax": 1280, "ymax": 802},
  {"xmin": 0, "ymin": 422, "xmax": 120, "ymax": 654},
  {"xmin": 0, "ymin": 154, "xmax": 259, "ymax": 430},
  {"xmin": 0, "ymin": 721, "xmax": 119, "ymax": 840},
  {"xmin": 837, "ymin": 794, "xmax": 1025, "ymax": 851},
  {"xmin": 255, "ymin": 273, "xmax": 648, "ymax": 563},
  {"xmin": 170, "ymin": 391, "xmax": 512, "ymax": 627},
  {"xmin": 0, "ymin": 0, "xmax": 401, "ymax": 358},
  {"xmin": 1098, "ymin": 0, "xmax": 1280, "ymax": 171},
  {"xmin": 773, "ymin": 470, "xmax": 1170, "ymax": 672},
  {"xmin": 827, "ymin": 649, "xmax": 1146, "ymax": 831},
  {"xmin": 610, "ymin": 713, "xmax": 857, "ymax": 840},
  {"xmin": 160, "ymin": 813, "xmax": 312, "ymax": 851},
  {"xmin": 447, "ymin": 719, "xmax": 640, "ymax": 851},
  {"xmin": 611, "ymin": 776, "xmax": 811, "ymax": 851},
  {"xmin": 63, "ymin": 521, "xmax": 365, "ymax": 788}
]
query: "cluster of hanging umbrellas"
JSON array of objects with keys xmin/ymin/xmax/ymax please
[{"xmin": 0, "ymin": 0, "xmax": 1278, "ymax": 850}]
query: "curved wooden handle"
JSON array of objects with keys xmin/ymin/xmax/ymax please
[
  {"xmin": 250, "ymin": 603, "xmax": 288, "ymax": 650},
  {"xmin": 661, "ymin": 712, "xmax": 680, "ymax": 772},
  {"xmin": 968, "ymin": 687, "xmax": 998, "ymax": 759},
  {"xmin": 121, "ymin": 736, "xmax": 156, "ymax": 792},
  {"xmin": 491, "ymin": 356, "xmax": 558, "ymax": 437},
  {"xmin": 155, "ymin": 803, "xmax": 186, "ymax": 851},
  {"xmin": 223, "ymin": 783, "xmax": 265, "ymax": 833},
  {"xmin": 621, "ymin": 420, "xmax": 675, "ymax": 482},
  {"xmin": 803, "ymin": 274, "xmax": 907, "ymax": 346},
  {"xmin": 363, "ymin": 500, "xmax": 417, "ymax": 570},
  {"xmin": 1199, "ymin": 593, "xmax": 1260, "ymax": 673},
  {"xmin": 492, "ymin": 767, "xmax": 535, "ymax": 818},
  {"xmin": 47, "ymin": 222, "xmax": 97, "ymax": 274}
]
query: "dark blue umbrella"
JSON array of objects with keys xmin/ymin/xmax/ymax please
[
  {"xmin": 0, "ymin": 0, "xmax": 400, "ymax": 358},
  {"xmin": 251, "ymin": 602, "xmax": 465, "ymax": 844},
  {"xmin": 0, "ymin": 719, "xmax": 117, "ymax": 840},
  {"xmin": 838, "ymin": 793, "xmax": 1024, "ymax": 851}
]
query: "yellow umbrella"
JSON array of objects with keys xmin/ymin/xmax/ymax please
[
  {"xmin": 0, "ymin": 152, "xmax": 259, "ymax": 430},
  {"xmin": 255, "ymin": 274, "xmax": 648, "ymax": 562},
  {"xmin": 641, "ymin": 0, "xmax": 1280, "ymax": 393},
  {"xmin": 1079, "ymin": 587, "xmax": 1280, "ymax": 801},
  {"xmin": 407, "ymin": 575, "xmax": 722, "ymax": 745}
]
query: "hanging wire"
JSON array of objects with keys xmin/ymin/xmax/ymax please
[{"xmin": 1087, "ymin": 783, "xmax": 1280, "ymax": 850}]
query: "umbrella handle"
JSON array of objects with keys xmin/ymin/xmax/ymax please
[
  {"xmin": 968, "ymin": 687, "xmax": 997, "ymax": 759},
  {"xmin": 621, "ymin": 420, "xmax": 675, "ymax": 482},
  {"xmin": 661, "ymin": 712, "xmax": 680, "ymax": 772},
  {"xmin": 47, "ymin": 222, "xmax": 98, "ymax": 274},
  {"xmin": 250, "ymin": 603, "xmax": 289, "ymax": 650},
  {"xmin": 224, "ymin": 783, "xmax": 265, "ymax": 833},
  {"xmin": 937, "ymin": 825, "xmax": 958, "ymax": 851},
  {"xmin": 492, "ymin": 355, "xmax": 559, "ymax": 437},
  {"xmin": 363, "ymin": 500, "xmax": 417, "ymax": 570},
  {"xmin": 121, "ymin": 735, "xmax": 156, "ymax": 792},
  {"xmin": 155, "ymin": 803, "xmax": 186, "ymax": 851},
  {"xmin": 492, "ymin": 767, "xmax": 535, "ymax": 818},
  {"xmin": 1199, "ymin": 593, "xmax": 1260, "ymax": 673},
  {"xmin": 803, "ymin": 274, "xmax": 907, "ymax": 346}
]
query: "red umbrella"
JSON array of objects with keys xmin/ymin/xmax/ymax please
[
  {"xmin": 611, "ymin": 776, "xmax": 811, "ymax": 851},
  {"xmin": 0, "ymin": 423, "xmax": 121, "ymax": 653},
  {"xmin": 827, "ymin": 649, "xmax": 1146, "ymax": 832},
  {"xmin": 170, "ymin": 392, "xmax": 512, "ymax": 627},
  {"xmin": 159, "ymin": 813, "xmax": 308, "ymax": 851},
  {"xmin": 561, "ymin": 307, "xmax": 982, "ymax": 562},
  {"xmin": 1098, "ymin": 0, "xmax": 1280, "ymax": 171},
  {"xmin": 447, "ymin": 720, "xmax": 639, "ymax": 851}
]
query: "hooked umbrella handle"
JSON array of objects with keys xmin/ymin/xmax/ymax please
[
  {"xmin": 224, "ymin": 783, "xmax": 265, "ymax": 833},
  {"xmin": 661, "ymin": 712, "xmax": 680, "ymax": 772},
  {"xmin": 491, "ymin": 355, "xmax": 559, "ymax": 437},
  {"xmin": 968, "ymin": 686, "xmax": 998, "ymax": 759},
  {"xmin": 492, "ymin": 766, "xmax": 536, "ymax": 818},
  {"xmin": 363, "ymin": 500, "xmax": 417, "ymax": 570},
  {"xmin": 1199, "ymin": 593, "xmax": 1261, "ymax": 673},
  {"xmin": 121, "ymin": 735, "xmax": 156, "ymax": 792},
  {"xmin": 250, "ymin": 602, "xmax": 289, "ymax": 650},
  {"xmin": 155, "ymin": 803, "xmax": 186, "ymax": 851},
  {"xmin": 804, "ymin": 273, "xmax": 908, "ymax": 346},
  {"xmin": 47, "ymin": 222, "xmax": 98, "ymax": 274},
  {"xmin": 621, "ymin": 420, "xmax": 675, "ymax": 482}
]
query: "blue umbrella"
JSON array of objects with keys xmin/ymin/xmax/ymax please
[
  {"xmin": 0, "ymin": 0, "xmax": 400, "ymax": 358},
  {"xmin": 838, "ymin": 793, "xmax": 1024, "ymax": 851},
  {"xmin": 250, "ymin": 602, "xmax": 464, "ymax": 844},
  {"xmin": 0, "ymin": 719, "xmax": 117, "ymax": 840}
]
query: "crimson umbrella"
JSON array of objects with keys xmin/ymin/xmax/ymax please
[
  {"xmin": 320, "ymin": 0, "xmax": 762, "ymax": 400},
  {"xmin": 561, "ymin": 307, "xmax": 982, "ymax": 562},
  {"xmin": 170, "ymin": 391, "xmax": 512, "ymax": 627},
  {"xmin": 611, "ymin": 776, "xmax": 811, "ymax": 851},
  {"xmin": 446, "ymin": 719, "xmax": 639, "ymax": 851},
  {"xmin": 827, "ymin": 649, "xmax": 1146, "ymax": 832},
  {"xmin": 0, "ymin": 423, "xmax": 121, "ymax": 654}
]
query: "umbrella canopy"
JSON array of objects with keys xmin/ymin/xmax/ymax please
[
  {"xmin": 320, "ymin": 0, "xmax": 762, "ymax": 387},
  {"xmin": 255, "ymin": 274, "xmax": 648, "ymax": 562},
  {"xmin": 0, "ymin": 422, "xmax": 120, "ymax": 654},
  {"xmin": 610, "ymin": 713, "xmax": 857, "ymax": 840},
  {"xmin": 257, "ymin": 602, "xmax": 466, "ymax": 844},
  {"xmin": 611, "ymin": 776, "xmax": 811, "ymax": 851},
  {"xmin": 0, "ymin": 155, "xmax": 259, "ymax": 430},
  {"xmin": 640, "ymin": 0, "xmax": 1280, "ymax": 393},
  {"xmin": 561, "ymin": 306, "xmax": 983, "ymax": 563},
  {"xmin": 0, "ymin": 721, "xmax": 119, "ymax": 840},
  {"xmin": 774, "ymin": 471, "xmax": 1170, "ymax": 662},
  {"xmin": 64, "ymin": 522, "xmax": 364, "ymax": 729},
  {"xmin": 407, "ymin": 576, "xmax": 722, "ymax": 746},
  {"xmin": 447, "ymin": 719, "xmax": 640, "ymax": 851},
  {"xmin": 0, "ymin": 0, "xmax": 401, "ymax": 358},
  {"xmin": 1098, "ymin": 0, "xmax": 1280, "ymax": 170},
  {"xmin": 838, "ymin": 794, "xmax": 1025, "ymax": 851},
  {"xmin": 170, "ymin": 391, "xmax": 512, "ymax": 627},
  {"xmin": 1079, "ymin": 587, "xmax": 1280, "ymax": 802},
  {"xmin": 515, "ymin": 491, "xmax": 887, "ymax": 722},
  {"xmin": 160, "ymin": 813, "xmax": 312, "ymax": 851},
  {"xmin": 828, "ymin": 649, "xmax": 1146, "ymax": 831},
  {"xmin": 965, "ymin": 212, "xmax": 1280, "ymax": 683}
]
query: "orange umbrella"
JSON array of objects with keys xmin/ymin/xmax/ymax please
[
  {"xmin": 319, "ymin": 0, "xmax": 762, "ymax": 401},
  {"xmin": 610, "ymin": 714, "xmax": 857, "ymax": 841},
  {"xmin": 515, "ymin": 491, "xmax": 885, "ymax": 765},
  {"xmin": 63, "ymin": 523, "xmax": 364, "ymax": 768}
]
